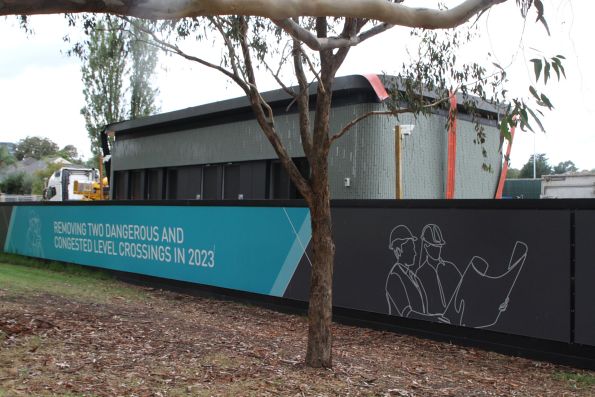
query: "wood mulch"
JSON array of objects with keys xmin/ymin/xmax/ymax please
[{"xmin": 1, "ymin": 286, "xmax": 593, "ymax": 396}]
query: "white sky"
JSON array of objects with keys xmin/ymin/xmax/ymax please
[{"xmin": 0, "ymin": 0, "xmax": 593, "ymax": 170}]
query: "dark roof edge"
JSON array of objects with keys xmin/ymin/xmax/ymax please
[
  {"xmin": 108, "ymin": 74, "xmax": 501, "ymax": 134},
  {"xmin": 109, "ymin": 75, "xmax": 380, "ymax": 133}
]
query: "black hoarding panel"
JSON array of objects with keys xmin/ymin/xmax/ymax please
[
  {"xmin": 285, "ymin": 208, "xmax": 571, "ymax": 342},
  {"xmin": 575, "ymin": 210, "xmax": 595, "ymax": 346},
  {"xmin": 0, "ymin": 205, "xmax": 13, "ymax": 249}
]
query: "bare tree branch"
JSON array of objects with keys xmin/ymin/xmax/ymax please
[
  {"xmin": 237, "ymin": 16, "xmax": 312, "ymax": 201},
  {"xmin": 261, "ymin": 44, "xmax": 298, "ymax": 99},
  {"xmin": 274, "ymin": 17, "xmax": 396, "ymax": 52},
  {"xmin": 123, "ymin": 15, "xmax": 311, "ymax": 199},
  {"xmin": 297, "ymin": 50, "xmax": 323, "ymax": 92},
  {"xmin": 210, "ymin": 16, "xmax": 244, "ymax": 82},
  {"xmin": 311, "ymin": 17, "xmax": 333, "ymax": 156},
  {"xmin": 263, "ymin": 61, "xmax": 299, "ymax": 98},
  {"xmin": 331, "ymin": 18, "xmax": 361, "ymax": 75},
  {"xmin": 273, "ymin": 18, "xmax": 345, "ymax": 51},
  {"xmin": 121, "ymin": 16, "xmax": 250, "ymax": 93},
  {"xmin": 1, "ymin": 0, "xmax": 508, "ymax": 31},
  {"xmin": 356, "ymin": 22, "xmax": 395, "ymax": 43},
  {"xmin": 330, "ymin": 95, "xmax": 451, "ymax": 143},
  {"xmin": 293, "ymin": 33, "xmax": 313, "ymax": 161}
]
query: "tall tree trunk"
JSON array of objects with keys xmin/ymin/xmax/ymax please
[
  {"xmin": 305, "ymin": 163, "xmax": 335, "ymax": 368},
  {"xmin": 305, "ymin": 37, "xmax": 335, "ymax": 365}
]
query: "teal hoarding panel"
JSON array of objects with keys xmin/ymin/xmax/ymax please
[{"xmin": 3, "ymin": 205, "xmax": 311, "ymax": 297}]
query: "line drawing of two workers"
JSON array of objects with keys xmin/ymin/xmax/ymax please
[
  {"xmin": 385, "ymin": 224, "xmax": 461, "ymax": 323},
  {"xmin": 385, "ymin": 223, "xmax": 528, "ymax": 327}
]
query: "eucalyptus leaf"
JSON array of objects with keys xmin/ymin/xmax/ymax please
[
  {"xmin": 527, "ymin": 107, "xmax": 546, "ymax": 133},
  {"xmin": 530, "ymin": 58, "xmax": 542, "ymax": 81}
]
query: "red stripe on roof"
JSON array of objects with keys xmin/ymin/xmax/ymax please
[{"xmin": 362, "ymin": 74, "xmax": 389, "ymax": 101}]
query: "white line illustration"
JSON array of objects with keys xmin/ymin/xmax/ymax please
[
  {"xmin": 283, "ymin": 207, "xmax": 313, "ymax": 268},
  {"xmin": 26, "ymin": 209, "xmax": 44, "ymax": 257},
  {"xmin": 385, "ymin": 225, "xmax": 449, "ymax": 322},
  {"xmin": 443, "ymin": 241, "xmax": 528, "ymax": 328},
  {"xmin": 385, "ymin": 223, "xmax": 528, "ymax": 329},
  {"xmin": 415, "ymin": 224, "xmax": 462, "ymax": 317}
]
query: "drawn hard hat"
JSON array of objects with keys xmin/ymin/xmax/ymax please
[
  {"xmin": 421, "ymin": 224, "xmax": 445, "ymax": 246},
  {"xmin": 389, "ymin": 225, "xmax": 417, "ymax": 250}
]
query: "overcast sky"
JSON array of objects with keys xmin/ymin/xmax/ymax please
[{"xmin": 0, "ymin": 0, "xmax": 593, "ymax": 171}]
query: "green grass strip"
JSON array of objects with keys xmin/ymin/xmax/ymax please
[
  {"xmin": 555, "ymin": 371, "xmax": 595, "ymax": 388},
  {"xmin": 0, "ymin": 253, "xmax": 145, "ymax": 303}
]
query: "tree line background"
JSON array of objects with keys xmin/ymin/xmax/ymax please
[{"xmin": 1, "ymin": 14, "xmax": 159, "ymax": 196}]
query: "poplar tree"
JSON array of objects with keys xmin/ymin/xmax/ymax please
[{"xmin": 79, "ymin": 16, "xmax": 159, "ymax": 156}]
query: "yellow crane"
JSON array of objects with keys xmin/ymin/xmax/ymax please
[
  {"xmin": 73, "ymin": 177, "xmax": 109, "ymax": 201},
  {"xmin": 72, "ymin": 155, "xmax": 110, "ymax": 200}
]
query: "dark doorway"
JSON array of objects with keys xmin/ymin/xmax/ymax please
[
  {"xmin": 146, "ymin": 168, "xmax": 164, "ymax": 200},
  {"xmin": 203, "ymin": 165, "xmax": 223, "ymax": 200},
  {"xmin": 270, "ymin": 158, "xmax": 309, "ymax": 199},
  {"xmin": 129, "ymin": 170, "xmax": 144, "ymax": 200}
]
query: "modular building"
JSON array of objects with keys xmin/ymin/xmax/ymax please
[
  {"xmin": 107, "ymin": 75, "xmax": 502, "ymax": 200},
  {"xmin": 541, "ymin": 172, "xmax": 595, "ymax": 198}
]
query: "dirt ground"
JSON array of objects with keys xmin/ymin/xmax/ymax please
[{"xmin": 1, "ymin": 283, "xmax": 594, "ymax": 396}]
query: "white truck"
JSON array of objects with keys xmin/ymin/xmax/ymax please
[{"xmin": 43, "ymin": 167, "xmax": 100, "ymax": 201}]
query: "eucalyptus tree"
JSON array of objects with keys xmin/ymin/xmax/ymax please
[{"xmin": 2, "ymin": 0, "xmax": 563, "ymax": 368}]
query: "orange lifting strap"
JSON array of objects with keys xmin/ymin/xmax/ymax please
[{"xmin": 446, "ymin": 92, "xmax": 457, "ymax": 199}]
